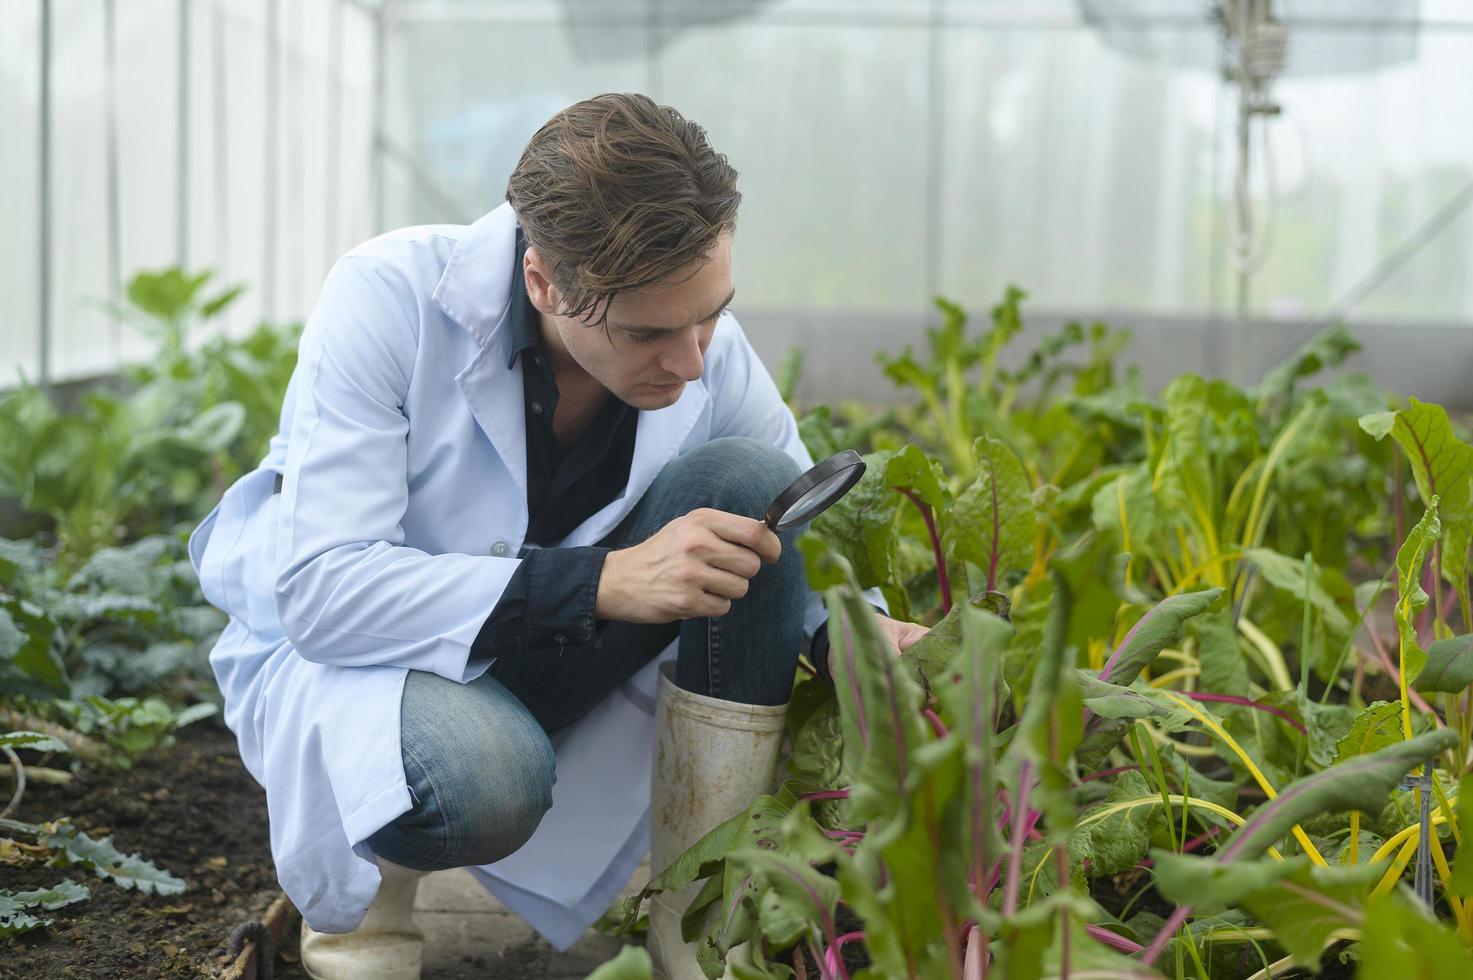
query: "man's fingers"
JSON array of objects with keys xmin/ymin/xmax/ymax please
[
  {"xmin": 699, "ymin": 567, "xmax": 751, "ymax": 601},
  {"xmin": 702, "ymin": 510, "xmax": 781, "ymax": 564}
]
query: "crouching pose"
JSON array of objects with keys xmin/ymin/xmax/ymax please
[{"xmin": 189, "ymin": 93, "xmax": 926, "ymax": 979}]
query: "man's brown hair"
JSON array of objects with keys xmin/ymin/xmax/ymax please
[{"xmin": 505, "ymin": 93, "xmax": 741, "ymax": 326}]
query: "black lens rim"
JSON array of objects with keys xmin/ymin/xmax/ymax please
[{"xmin": 764, "ymin": 449, "xmax": 867, "ymax": 531}]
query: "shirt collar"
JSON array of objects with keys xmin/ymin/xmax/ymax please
[{"xmin": 506, "ymin": 225, "xmax": 543, "ymax": 370}]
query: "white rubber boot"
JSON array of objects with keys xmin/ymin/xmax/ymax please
[
  {"xmin": 299, "ymin": 855, "xmax": 428, "ymax": 980},
  {"xmin": 648, "ymin": 660, "xmax": 789, "ymax": 980}
]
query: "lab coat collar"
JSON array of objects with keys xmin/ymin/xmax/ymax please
[{"xmin": 432, "ymin": 200, "xmax": 520, "ymax": 350}]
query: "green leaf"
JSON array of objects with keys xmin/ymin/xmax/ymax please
[
  {"xmin": 945, "ymin": 436, "xmax": 1035, "ymax": 589},
  {"xmin": 1221, "ymin": 729, "xmax": 1457, "ymax": 861},
  {"xmin": 1412, "ymin": 634, "xmax": 1473, "ymax": 694},
  {"xmin": 1243, "ymin": 547, "xmax": 1352, "ymax": 637},
  {"xmin": 41, "ymin": 823, "xmax": 187, "ymax": 894},
  {"xmin": 1452, "ymin": 773, "xmax": 1473, "ymax": 896},
  {"xmin": 884, "ymin": 443, "xmax": 946, "ymax": 511},
  {"xmin": 1156, "ymin": 854, "xmax": 1379, "ymax": 967},
  {"xmin": 585, "ymin": 944, "xmax": 653, "ymax": 980},
  {"xmin": 1394, "ymin": 502, "xmax": 1442, "ymax": 686},
  {"xmin": 825, "ymin": 576, "xmax": 930, "ymax": 831},
  {"xmin": 1358, "ymin": 892, "xmax": 1473, "ymax": 977},
  {"xmin": 1099, "ymin": 587, "xmax": 1225, "ymax": 686},
  {"xmin": 900, "ymin": 588, "xmax": 1012, "ymax": 690},
  {"xmin": 0, "ymin": 730, "xmax": 71, "ymax": 754},
  {"xmin": 1333, "ymin": 702, "xmax": 1405, "ymax": 764},
  {"xmin": 0, "ymin": 878, "xmax": 89, "ymax": 915},
  {"xmin": 1257, "ymin": 324, "xmax": 1360, "ymax": 401},
  {"xmin": 1072, "ymin": 770, "xmax": 1167, "ymax": 877},
  {"xmin": 809, "ymin": 450, "xmax": 900, "ymax": 590},
  {"xmin": 1361, "ymin": 399, "xmax": 1473, "ymax": 607}
]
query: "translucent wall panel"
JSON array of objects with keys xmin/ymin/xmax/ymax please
[{"xmin": 0, "ymin": 0, "xmax": 377, "ymax": 387}]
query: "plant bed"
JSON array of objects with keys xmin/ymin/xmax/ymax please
[{"xmin": 1, "ymin": 722, "xmax": 293, "ymax": 979}]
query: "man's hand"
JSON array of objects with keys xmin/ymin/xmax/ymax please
[
  {"xmin": 875, "ymin": 613, "xmax": 931, "ymax": 657},
  {"xmin": 596, "ymin": 508, "xmax": 781, "ymax": 623}
]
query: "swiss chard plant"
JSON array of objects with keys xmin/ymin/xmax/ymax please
[{"xmin": 599, "ymin": 289, "xmax": 1473, "ymax": 978}]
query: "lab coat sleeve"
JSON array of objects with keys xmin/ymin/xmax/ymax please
[
  {"xmin": 273, "ymin": 256, "xmax": 517, "ymax": 682},
  {"xmin": 705, "ymin": 315, "xmax": 890, "ymax": 644}
]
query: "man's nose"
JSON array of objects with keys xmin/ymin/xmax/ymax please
[{"xmin": 661, "ymin": 328, "xmax": 705, "ymax": 381}]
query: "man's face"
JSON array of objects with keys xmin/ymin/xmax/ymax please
[{"xmin": 523, "ymin": 232, "xmax": 734, "ymax": 411}]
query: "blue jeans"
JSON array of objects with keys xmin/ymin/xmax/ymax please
[{"xmin": 364, "ymin": 437, "xmax": 809, "ymax": 871}]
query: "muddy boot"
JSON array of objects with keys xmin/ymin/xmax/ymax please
[
  {"xmin": 299, "ymin": 855, "xmax": 428, "ymax": 980},
  {"xmin": 648, "ymin": 660, "xmax": 788, "ymax": 980}
]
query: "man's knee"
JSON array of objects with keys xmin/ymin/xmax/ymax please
[
  {"xmin": 676, "ymin": 437, "xmax": 803, "ymax": 518},
  {"xmin": 377, "ymin": 672, "xmax": 557, "ymax": 869}
]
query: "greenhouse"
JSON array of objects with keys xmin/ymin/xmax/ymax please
[{"xmin": 5, "ymin": 1, "xmax": 1473, "ymax": 978}]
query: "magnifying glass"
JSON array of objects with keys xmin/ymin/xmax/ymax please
[{"xmin": 763, "ymin": 449, "xmax": 867, "ymax": 532}]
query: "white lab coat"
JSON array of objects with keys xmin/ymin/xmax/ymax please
[{"xmin": 188, "ymin": 200, "xmax": 883, "ymax": 950}]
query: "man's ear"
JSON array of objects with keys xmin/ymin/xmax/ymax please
[{"xmin": 523, "ymin": 247, "xmax": 561, "ymax": 316}]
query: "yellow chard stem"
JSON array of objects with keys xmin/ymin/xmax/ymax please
[{"xmin": 1159, "ymin": 690, "xmax": 1329, "ymax": 865}]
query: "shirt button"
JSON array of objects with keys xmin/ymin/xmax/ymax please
[
  {"xmin": 554, "ymin": 633, "xmax": 569, "ymax": 645},
  {"xmin": 531, "ymin": 400, "xmax": 543, "ymax": 415},
  {"xmin": 491, "ymin": 541, "xmax": 510, "ymax": 557}
]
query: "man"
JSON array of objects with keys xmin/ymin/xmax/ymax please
[{"xmin": 188, "ymin": 93, "xmax": 929, "ymax": 980}]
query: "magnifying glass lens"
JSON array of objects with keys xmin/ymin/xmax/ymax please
[
  {"xmin": 764, "ymin": 450, "xmax": 867, "ymax": 532},
  {"xmin": 780, "ymin": 473, "xmax": 852, "ymax": 525}
]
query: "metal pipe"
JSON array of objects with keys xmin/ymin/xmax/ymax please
[
  {"xmin": 38, "ymin": 0, "xmax": 52, "ymax": 391},
  {"xmin": 105, "ymin": 0, "xmax": 122, "ymax": 364},
  {"xmin": 212, "ymin": 0, "xmax": 230, "ymax": 305},
  {"xmin": 178, "ymin": 0, "xmax": 191, "ymax": 268},
  {"xmin": 263, "ymin": 0, "xmax": 279, "ymax": 320},
  {"xmin": 371, "ymin": 7, "xmax": 387, "ymax": 233},
  {"xmin": 324, "ymin": 0, "xmax": 344, "ymax": 269}
]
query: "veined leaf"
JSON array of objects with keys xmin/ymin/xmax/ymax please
[
  {"xmin": 1359, "ymin": 892, "xmax": 1473, "ymax": 977},
  {"xmin": 42, "ymin": 823, "xmax": 187, "ymax": 895},
  {"xmin": 945, "ymin": 435, "xmax": 1034, "ymax": 591},
  {"xmin": 1411, "ymin": 634, "xmax": 1473, "ymax": 694},
  {"xmin": 1099, "ymin": 587, "xmax": 1224, "ymax": 685},
  {"xmin": 1243, "ymin": 548, "xmax": 1351, "ymax": 637},
  {"xmin": 1394, "ymin": 502, "xmax": 1441, "ymax": 695},
  {"xmin": 809, "ymin": 450, "xmax": 900, "ymax": 590},
  {"xmin": 885, "ymin": 443, "xmax": 947, "ymax": 511},
  {"xmin": 1219, "ymin": 729, "xmax": 1457, "ymax": 862},
  {"xmin": 1361, "ymin": 399, "xmax": 1473, "ymax": 614},
  {"xmin": 0, "ymin": 730, "xmax": 71, "ymax": 754},
  {"xmin": 1332, "ymin": 702, "xmax": 1404, "ymax": 765},
  {"xmin": 825, "ymin": 571, "xmax": 930, "ymax": 832}
]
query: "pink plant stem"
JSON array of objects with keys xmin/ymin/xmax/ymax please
[
  {"xmin": 963, "ymin": 921, "xmax": 988, "ymax": 979},
  {"xmin": 1180, "ymin": 691, "xmax": 1307, "ymax": 734},
  {"xmin": 1079, "ymin": 765, "xmax": 1137, "ymax": 784},
  {"xmin": 801, "ymin": 790, "xmax": 852, "ymax": 802},
  {"xmin": 1001, "ymin": 762, "xmax": 1034, "ymax": 917},
  {"xmin": 923, "ymin": 706, "xmax": 949, "ymax": 738},
  {"xmin": 1087, "ymin": 924, "xmax": 1144, "ymax": 955},
  {"xmin": 898, "ymin": 488, "xmax": 952, "ymax": 614},
  {"xmin": 1142, "ymin": 906, "xmax": 1192, "ymax": 966},
  {"xmin": 825, "ymin": 931, "xmax": 863, "ymax": 980}
]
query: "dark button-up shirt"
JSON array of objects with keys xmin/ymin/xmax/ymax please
[{"xmin": 468, "ymin": 225, "xmax": 842, "ymax": 683}]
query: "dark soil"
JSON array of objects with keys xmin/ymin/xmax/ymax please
[
  {"xmin": 773, "ymin": 896, "xmax": 870, "ymax": 976},
  {"xmin": 0, "ymin": 722, "xmax": 291, "ymax": 979}
]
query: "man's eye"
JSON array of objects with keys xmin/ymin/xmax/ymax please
[{"xmin": 629, "ymin": 332, "xmax": 659, "ymax": 344}]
